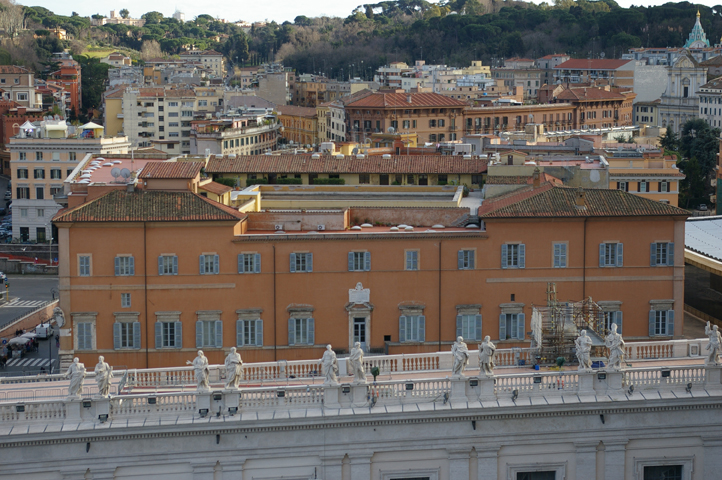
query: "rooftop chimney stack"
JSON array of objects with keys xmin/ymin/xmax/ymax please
[
  {"xmin": 575, "ymin": 187, "xmax": 586, "ymax": 208},
  {"xmin": 532, "ymin": 167, "xmax": 541, "ymax": 189}
]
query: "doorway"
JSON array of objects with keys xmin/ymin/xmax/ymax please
[
  {"xmin": 379, "ymin": 174, "xmax": 389, "ymax": 185},
  {"xmin": 353, "ymin": 317, "xmax": 367, "ymax": 351}
]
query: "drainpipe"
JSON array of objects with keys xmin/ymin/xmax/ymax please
[
  {"xmin": 273, "ymin": 244, "xmax": 277, "ymax": 361},
  {"xmin": 144, "ymin": 221, "xmax": 149, "ymax": 368},
  {"xmin": 438, "ymin": 240, "xmax": 442, "ymax": 351},
  {"xmin": 582, "ymin": 218, "xmax": 588, "ymax": 300}
]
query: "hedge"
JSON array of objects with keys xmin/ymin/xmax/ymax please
[{"xmin": 312, "ymin": 178, "xmax": 345, "ymax": 185}]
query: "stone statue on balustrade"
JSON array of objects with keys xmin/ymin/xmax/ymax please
[
  {"xmin": 187, "ymin": 350, "xmax": 210, "ymax": 391},
  {"xmin": 605, "ymin": 323, "xmax": 625, "ymax": 371},
  {"xmin": 65, "ymin": 357, "xmax": 86, "ymax": 398},
  {"xmin": 705, "ymin": 322, "xmax": 722, "ymax": 365},
  {"xmin": 451, "ymin": 336, "xmax": 470, "ymax": 377},
  {"xmin": 479, "ymin": 336, "xmax": 496, "ymax": 377},
  {"xmin": 94, "ymin": 356, "xmax": 113, "ymax": 397},
  {"xmin": 321, "ymin": 344, "xmax": 339, "ymax": 385},
  {"xmin": 349, "ymin": 342, "xmax": 367, "ymax": 384},
  {"xmin": 224, "ymin": 347, "xmax": 244, "ymax": 389},
  {"xmin": 575, "ymin": 330, "xmax": 593, "ymax": 372}
]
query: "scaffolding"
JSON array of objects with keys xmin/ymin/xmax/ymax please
[{"xmin": 531, "ymin": 283, "xmax": 607, "ymax": 364}]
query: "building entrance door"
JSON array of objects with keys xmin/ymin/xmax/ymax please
[{"xmin": 353, "ymin": 317, "xmax": 367, "ymax": 351}]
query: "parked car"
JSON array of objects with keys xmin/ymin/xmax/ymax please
[
  {"xmin": 699, "ymin": 204, "xmax": 708, "ymax": 211},
  {"xmin": 3, "ymin": 191, "xmax": 10, "ymax": 200}
]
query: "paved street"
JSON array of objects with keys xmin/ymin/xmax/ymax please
[
  {"xmin": 1, "ymin": 336, "xmax": 58, "ymax": 375},
  {"xmin": 0, "ymin": 275, "xmax": 58, "ymax": 329}
]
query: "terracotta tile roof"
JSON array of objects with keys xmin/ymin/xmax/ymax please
[
  {"xmin": 206, "ymin": 155, "xmax": 488, "ymax": 174},
  {"xmin": 345, "ymin": 92, "xmax": 468, "ymax": 108},
  {"xmin": 701, "ymin": 76, "xmax": 722, "ymax": 89},
  {"xmin": 276, "ymin": 105, "xmax": 317, "ymax": 117},
  {"xmin": 0, "ymin": 65, "xmax": 30, "ymax": 74},
  {"xmin": 556, "ymin": 87, "xmax": 626, "ymax": 101},
  {"xmin": 138, "ymin": 161, "xmax": 203, "ymax": 179},
  {"xmin": 200, "ymin": 181, "xmax": 233, "ymax": 195},
  {"xmin": 701, "ymin": 56, "xmax": 722, "ymax": 66},
  {"xmin": 609, "ymin": 172, "xmax": 686, "ymax": 178},
  {"xmin": 53, "ymin": 190, "xmax": 246, "ymax": 223},
  {"xmin": 486, "ymin": 174, "xmax": 563, "ymax": 185},
  {"xmin": 479, "ymin": 185, "xmax": 689, "ymax": 218},
  {"xmin": 338, "ymin": 89, "xmax": 375, "ymax": 106},
  {"xmin": 555, "ymin": 59, "xmax": 632, "ymax": 70}
]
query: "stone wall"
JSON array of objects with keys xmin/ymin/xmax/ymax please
[
  {"xmin": 0, "ymin": 299, "xmax": 57, "ymax": 340},
  {"xmin": 349, "ymin": 207, "xmax": 469, "ymax": 227}
]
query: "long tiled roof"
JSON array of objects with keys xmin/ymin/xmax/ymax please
[
  {"xmin": 479, "ymin": 185, "xmax": 689, "ymax": 218},
  {"xmin": 200, "ymin": 181, "xmax": 233, "ymax": 195},
  {"xmin": 486, "ymin": 174, "xmax": 562, "ymax": 185},
  {"xmin": 206, "ymin": 155, "xmax": 488, "ymax": 174},
  {"xmin": 556, "ymin": 87, "xmax": 626, "ymax": 101},
  {"xmin": 609, "ymin": 172, "xmax": 685, "ymax": 178},
  {"xmin": 138, "ymin": 161, "xmax": 203, "ymax": 179},
  {"xmin": 555, "ymin": 59, "xmax": 632, "ymax": 70},
  {"xmin": 0, "ymin": 65, "xmax": 30, "ymax": 74},
  {"xmin": 53, "ymin": 190, "xmax": 246, "ymax": 223},
  {"xmin": 345, "ymin": 92, "xmax": 468, "ymax": 108},
  {"xmin": 276, "ymin": 105, "xmax": 317, "ymax": 117}
]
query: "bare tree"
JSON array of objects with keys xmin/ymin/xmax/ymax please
[
  {"xmin": 0, "ymin": 0, "xmax": 25, "ymax": 39},
  {"xmin": 140, "ymin": 40, "xmax": 163, "ymax": 60}
]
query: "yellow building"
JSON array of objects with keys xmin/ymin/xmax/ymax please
[
  {"xmin": 277, "ymin": 105, "xmax": 318, "ymax": 146},
  {"xmin": 463, "ymin": 60, "xmax": 491, "ymax": 77},
  {"xmin": 102, "ymin": 86, "xmax": 125, "ymax": 137}
]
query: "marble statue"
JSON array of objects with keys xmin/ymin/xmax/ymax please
[
  {"xmin": 705, "ymin": 322, "xmax": 722, "ymax": 365},
  {"xmin": 321, "ymin": 344, "xmax": 339, "ymax": 385},
  {"xmin": 94, "ymin": 356, "xmax": 113, "ymax": 397},
  {"xmin": 224, "ymin": 347, "xmax": 244, "ymax": 389},
  {"xmin": 605, "ymin": 323, "xmax": 625, "ymax": 371},
  {"xmin": 479, "ymin": 336, "xmax": 496, "ymax": 377},
  {"xmin": 575, "ymin": 330, "xmax": 593, "ymax": 371},
  {"xmin": 52, "ymin": 307, "xmax": 66, "ymax": 328},
  {"xmin": 187, "ymin": 350, "xmax": 210, "ymax": 391},
  {"xmin": 451, "ymin": 336, "xmax": 470, "ymax": 376},
  {"xmin": 65, "ymin": 357, "xmax": 86, "ymax": 398},
  {"xmin": 349, "ymin": 342, "xmax": 367, "ymax": 384}
]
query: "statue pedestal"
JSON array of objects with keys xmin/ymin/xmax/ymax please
[
  {"xmin": 450, "ymin": 377, "xmax": 467, "ymax": 401},
  {"xmin": 324, "ymin": 384, "xmax": 340, "ymax": 408},
  {"xmin": 595, "ymin": 370, "xmax": 623, "ymax": 392},
  {"xmin": 197, "ymin": 392, "xmax": 212, "ymax": 415},
  {"xmin": 705, "ymin": 365, "xmax": 722, "ymax": 388},
  {"xmin": 478, "ymin": 375, "xmax": 496, "ymax": 401},
  {"xmin": 578, "ymin": 371, "xmax": 594, "ymax": 393},
  {"xmin": 65, "ymin": 397, "xmax": 82, "ymax": 421},
  {"xmin": 352, "ymin": 384, "xmax": 367, "ymax": 405},
  {"xmin": 94, "ymin": 397, "xmax": 110, "ymax": 421},
  {"xmin": 224, "ymin": 390, "xmax": 240, "ymax": 410}
]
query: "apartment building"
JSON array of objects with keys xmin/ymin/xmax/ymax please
[
  {"xmin": 553, "ymin": 86, "xmax": 636, "ymax": 129},
  {"xmin": 277, "ymin": 105, "xmax": 318, "ymax": 146},
  {"xmin": 554, "ymin": 59, "xmax": 635, "ymax": 88},
  {"xmin": 635, "ymin": 100, "xmax": 660, "ymax": 126},
  {"xmin": 535, "ymin": 53, "xmax": 570, "ymax": 86},
  {"xmin": 491, "ymin": 67, "xmax": 543, "ymax": 100},
  {"xmin": 190, "ymin": 116, "xmax": 281, "ymax": 155},
  {"xmin": 462, "ymin": 103, "xmax": 576, "ymax": 135},
  {"xmin": 179, "ymin": 50, "xmax": 225, "ymax": 77},
  {"xmin": 9, "ymin": 120, "xmax": 130, "ymax": 241},
  {"xmin": 49, "ymin": 55, "xmax": 82, "ymax": 115},
  {"xmin": 316, "ymin": 100, "xmax": 346, "ymax": 142},
  {"xmin": 698, "ymin": 76, "xmax": 722, "ymax": 128},
  {"xmin": 0, "ymin": 65, "xmax": 40, "ymax": 109},
  {"xmin": 122, "ymin": 87, "xmax": 197, "ymax": 153}
]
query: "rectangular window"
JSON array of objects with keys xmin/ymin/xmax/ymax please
[
  {"xmin": 599, "ymin": 243, "xmax": 623, "ymax": 267},
  {"xmin": 288, "ymin": 317, "xmax": 315, "ymax": 345},
  {"xmin": 399, "ymin": 314, "xmax": 425, "ymax": 342},
  {"xmin": 36, "ymin": 152, "xmax": 43, "ymax": 161},
  {"xmin": 20, "ymin": 208, "xmax": 27, "ymax": 217},
  {"xmin": 515, "ymin": 472, "xmax": 556, "ymax": 480},
  {"xmin": 181, "ymin": 111, "xmax": 193, "ymax": 117},
  {"xmin": 238, "ymin": 253, "xmax": 261, "ymax": 273},
  {"xmin": 553, "ymin": 243, "xmax": 567, "ymax": 268},
  {"xmin": 158, "ymin": 255, "xmax": 178, "ymax": 275},
  {"xmin": 499, "ymin": 313, "xmax": 525, "ymax": 340},
  {"xmin": 121, "ymin": 293, "xmax": 131, "ymax": 308},
  {"xmin": 199, "ymin": 254, "xmax": 219, "ymax": 274},
  {"xmin": 639, "ymin": 180, "xmax": 649, "ymax": 193},
  {"xmin": 348, "ymin": 251, "xmax": 370, "ymax": 271},
  {"xmin": 617, "ymin": 181, "xmax": 628, "ymax": 192},
  {"xmin": 50, "ymin": 169, "xmax": 62, "ymax": 179},
  {"xmin": 168, "ymin": 101, "xmax": 178, "ymax": 107},
  {"xmin": 501, "ymin": 244, "xmax": 526, "ymax": 269},
  {"xmin": 237, "ymin": 319, "xmax": 263, "ymax": 346},
  {"xmin": 458, "ymin": 249, "xmax": 475, "ymax": 270},
  {"xmin": 156, "ymin": 321, "xmax": 182, "ymax": 348},
  {"xmin": 77, "ymin": 322, "xmax": 93, "ymax": 350},
  {"xmin": 78, "ymin": 255, "xmax": 91, "ymax": 276},
  {"xmin": 52, "ymin": 152, "xmax": 60, "ymax": 161},
  {"xmin": 290, "ymin": 253, "xmax": 313, "ymax": 272},
  {"xmin": 168, "ymin": 112, "xmax": 179, "ymax": 118},
  {"xmin": 114, "ymin": 256, "xmax": 135, "ymax": 276},
  {"xmin": 18, "ymin": 152, "xmax": 25, "ymax": 161},
  {"xmin": 655, "ymin": 310, "xmax": 668, "ymax": 335},
  {"xmin": 196, "ymin": 320, "xmax": 223, "ymax": 348},
  {"xmin": 36, "ymin": 208, "xmax": 44, "ymax": 218},
  {"xmin": 69, "ymin": 152, "xmax": 76, "ymax": 161},
  {"xmin": 603, "ymin": 310, "xmax": 623, "ymax": 334},
  {"xmin": 359, "ymin": 173, "xmax": 370, "ymax": 184},
  {"xmin": 650, "ymin": 242, "xmax": 674, "ymax": 266},
  {"xmin": 659, "ymin": 181, "xmax": 669, "ymax": 192},
  {"xmin": 405, "ymin": 250, "xmax": 419, "ymax": 271},
  {"xmin": 35, "ymin": 186, "xmax": 44, "ymax": 199},
  {"xmin": 113, "ymin": 322, "xmax": 141, "ymax": 349},
  {"xmin": 16, "ymin": 168, "xmax": 27, "ymax": 179},
  {"xmin": 34, "ymin": 169, "xmax": 45, "ymax": 179},
  {"xmin": 456, "ymin": 314, "xmax": 482, "ymax": 341},
  {"xmin": 16, "ymin": 93, "xmax": 27, "ymax": 101},
  {"xmin": 643, "ymin": 465, "xmax": 682, "ymax": 480}
]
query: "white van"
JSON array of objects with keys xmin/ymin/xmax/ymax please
[{"xmin": 35, "ymin": 323, "xmax": 54, "ymax": 339}]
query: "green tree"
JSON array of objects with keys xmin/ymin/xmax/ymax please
[
  {"xmin": 677, "ymin": 157, "xmax": 705, "ymax": 208},
  {"xmin": 119, "ymin": 9, "xmax": 130, "ymax": 19},
  {"xmin": 141, "ymin": 11, "xmax": 163, "ymax": 25},
  {"xmin": 659, "ymin": 129, "xmax": 679, "ymax": 153}
]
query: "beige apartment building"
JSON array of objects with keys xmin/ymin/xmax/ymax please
[
  {"xmin": 190, "ymin": 116, "xmax": 281, "ymax": 155},
  {"xmin": 179, "ymin": 50, "xmax": 225, "ymax": 78},
  {"xmin": 0, "ymin": 65, "xmax": 41, "ymax": 109},
  {"xmin": 9, "ymin": 120, "xmax": 130, "ymax": 241}
]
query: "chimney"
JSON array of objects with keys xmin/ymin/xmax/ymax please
[
  {"xmin": 575, "ymin": 187, "xmax": 586, "ymax": 208},
  {"xmin": 532, "ymin": 167, "xmax": 541, "ymax": 189},
  {"xmin": 406, "ymin": 95, "xmax": 412, "ymax": 103}
]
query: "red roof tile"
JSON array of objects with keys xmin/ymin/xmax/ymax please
[
  {"xmin": 200, "ymin": 181, "xmax": 233, "ymax": 195},
  {"xmin": 556, "ymin": 88, "xmax": 626, "ymax": 101},
  {"xmin": 138, "ymin": 161, "xmax": 203, "ymax": 179},
  {"xmin": 554, "ymin": 59, "xmax": 632, "ymax": 70},
  {"xmin": 345, "ymin": 92, "xmax": 468, "ymax": 108},
  {"xmin": 276, "ymin": 105, "xmax": 317, "ymax": 117},
  {"xmin": 206, "ymin": 155, "xmax": 488, "ymax": 174}
]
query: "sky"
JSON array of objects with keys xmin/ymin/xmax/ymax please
[{"xmin": 15, "ymin": 0, "xmax": 722, "ymax": 25}]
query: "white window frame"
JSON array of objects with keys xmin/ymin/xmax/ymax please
[
  {"xmin": 196, "ymin": 317, "xmax": 223, "ymax": 348},
  {"xmin": 114, "ymin": 255, "xmax": 135, "ymax": 276},
  {"xmin": 121, "ymin": 293, "xmax": 131, "ymax": 308},
  {"xmin": 290, "ymin": 252, "xmax": 313, "ymax": 273},
  {"xmin": 158, "ymin": 254, "xmax": 178, "ymax": 275},
  {"xmin": 78, "ymin": 254, "xmax": 91, "ymax": 277},
  {"xmin": 634, "ymin": 457, "xmax": 692, "ymax": 480},
  {"xmin": 405, "ymin": 250, "xmax": 419, "ymax": 271},
  {"xmin": 456, "ymin": 313, "xmax": 482, "ymax": 341},
  {"xmin": 553, "ymin": 242, "xmax": 567, "ymax": 268},
  {"xmin": 600, "ymin": 242, "xmax": 623, "ymax": 267},
  {"xmin": 458, "ymin": 249, "xmax": 475, "ymax": 270},
  {"xmin": 639, "ymin": 180, "xmax": 649, "ymax": 193},
  {"xmin": 238, "ymin": 253, "xmax": 261, "ymax": 273},
  {"xmin": 155, "ymin": 312, "xmax": 182, "ymax": 349},
  {"xmin": 237, "ymin": 318, "xmax": 263, "ymax": 346},
  {"xmin": 399, "ymin": 313, "xmax": 425, "ymax": 342},
  {"xmin": 199, "ymin": 254, "xmax": 219, "ymax": 275},
  {"xmin": 73, "ymin": 313, "xmax": 97, "ymax": 351},
  {"xmin": 348, "ymin": 251, "xmax": 370, "ymax": 271},
  {"xmin": 502, "ymin": 243, "xmax": 525, "ymax": 269},
  {"xmin": 288, "ymin": 317, "xmax": 314, "ymax": 345},
  {"xmin": 650, "ymin": 242, "xmax": 674, "ymax": 267}
]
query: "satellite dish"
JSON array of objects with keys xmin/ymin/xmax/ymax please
[
  {"xmin": 600, "ymin": 52, "xmax": 605, "ymax": 59},
  {"xmin": 387, "ymin": 126, "xmax": 395, "ymax": 133},
  {"xmin": 111, "ymin": 167, "xmax": 121, "ymax": 181},
  {"xmin": 120, "ymin": 168, "xmax": 131, "ymax": 180}
]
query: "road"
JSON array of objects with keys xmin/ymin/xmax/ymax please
[
  {"xmin": 0, "ymin": 275, "xmax": 58, "ymax": 329},
  {"xmin": 2, "ymin": 335, "xmax": 58, "ymax": 375}
]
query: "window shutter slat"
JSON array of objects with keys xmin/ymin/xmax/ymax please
[
  {"xmin": 290, "ymin": 253, "xmax": 296, "ymax": 273},
  {"xmin": 649, "ymin": 310, "xmax": 655, "ymax": 337},
  {"xmin": 307, "ymin": 253, "xmax": 313, "ymax": 272},
  {"xmin": 155, "ymin": 322, "xmax": 162, "ymax": 349},
  {"xmin": 561, "ymin": 244, "xmax": 567, "ymax": 267},
  {"xmin": 238, "ymin": 254, "xmax": 243, "ymax": 274},
  {"xmin": 614, "ymin": 311, "xmax": 623, "ymax": 335},
  {"xmin": 667, "ymin": 310, "xmax": 674, "ymax": 336},
  {"xmin": 501, "ymin": 245, "xmax": 508, "ymax": 269},
  {"xmin": 456, "ymin": 315, "xmax": 462, "ymax": 338},
  {"xmin": 365, "ymin": 251, "xmax": 370, "ymax": 271},
  {"xmin": 499, "ymin": 313, "xmax": 506, "ymax": 340},
  {"xmin": 599, "ymin": 244, "xmax": 605, "ymax": 267},
  {"xmin": 399, "ymin": 315, "xmax": 407, "ymax": 342},
  {"xmin": 113, "ymin": 322, "xmax": 121, "ymax": 350},
  {"xmin": 668, "ymin": 243, "xmax": 674, "ymax": 266},
  {"xmin": 199, "ymin": 255, "xmax": 204, "ymax": 274},
  {"xmin": 288, "ymin": 319, "xmax": 295, "ymax": 345},
  {"xmin": 158, "ymin": 256, "xmax": 164, "ymax": 276},
  {"xmin": 519, "ymin": 244, "xmax": 525, "ymax": 269},
  {"xmin": 475, "ymin": 314, "xmax": 482, "ymax": 341},
  {"xmin": 650, "ymin": 243, "xmax": 657, "ymax": 266},
  {"xmin": 129, "ymin": 257, "xmax": 134, "ymax": 275},
  {"xmin": 196, "ymin": 321, "xmax": 203, "ymax": 348},
  {"xmin": 236, "ymin": 319, "xmax": 243, "ymax": 346},
  {"xmin": 554, "ymin": 245, "xmax": 560, "ymax": 268},
  {"xmin": 114, "ymin": 257, "xmax": 120, "ymax": 276},
  {"xmin": 255, "ymin": 253, "xmax": 261, "ymax": 273},
  {"xmin": 307, "ymin": 318, "xmax": 314, "ymax": 345},
  {"xmin": 173, "ymin": 256, "xmax": 178, "ymax": 274},
  {"xmin": 215, "ymin": 320, "xmax": 223, "ymax": 348},
  {"xmin": 458, "ymin": 250, "xmax": 464, "ymax": 269},
  {"xmin": 616, "ymin": 243, "xmax": 623, "ymax": 267},
  {"xmin": 256, "ymin": 319, "xmax": 263, "ymax": 346},
  {"xmin": 132, "ymin": 322, "xmax": 141, "ymax": 350},
  {"xmin": 517, "ymin": 313, "xmax": 525, "ymax": 340},
  {"xmin": 418, "ymin": 315, "xmax": 425, "ymax": 342},
  {"xmin": 214, "ymin": 255, "xmax": 219, "ymax": 274},
  {"xmin": 174, "ymin": 321, "xmax": 182, "ymax": 348},
  {"xmin": 348, "ymin": 252, "xmax": 354, "ymax": 271}
]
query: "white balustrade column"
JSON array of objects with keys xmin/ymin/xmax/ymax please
[
  {"xmin": 476, "ymin": 445, "xmax": 499, "ymax": 480},
  {"xmin": 603, "ymin": 440, "xmax": 627, "ymax": 480},
  {"xmin": 321, "ymin": 455, "xmax": 345, "ymax": 480},
  {"xmin": 448, "ymin": 448, "xmax": 471, "ymax": 480},
  {"xmin": 349, "ymin": 454, "xmax": 373, "ymax": 480},
  {"xmin": 575, "ymin": 442, "xmax": 598, "ymax": 479}
]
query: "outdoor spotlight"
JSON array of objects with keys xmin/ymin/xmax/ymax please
[
  {"xmin": 98, "ymin": 414, "xmax": 108, "ymax": 423},
  {"xmin": 228, "ymin": 407, "xmax": 238, "ymax": 415},
  {"xmin": 147, "ymin": 397, "xmax": 157, "ymax": 405},
  {"xmin": 213, "ymin": 392, "xmax": 223, "ymax": 401},
  {"xmin": 277, "ymin": 390, "xmax": 286, "ymax": 398},
  {"xmin": 199, "ymin": 408, "xmax": 209, "ymax": 417}
]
